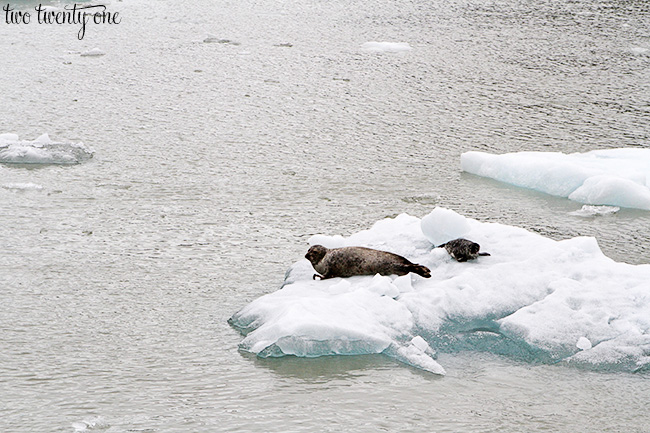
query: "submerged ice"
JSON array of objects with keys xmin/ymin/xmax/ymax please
[
  {"xmin": 0, "ymin": 133, "xmax": 93, "ymax": 165},
  {"xmin": 230, "ymin": 208, "xmax": 650, "ymax": 374},
  {"xmin": 461, "ymin": 149, "xmax": 650, "ymax": 210}
]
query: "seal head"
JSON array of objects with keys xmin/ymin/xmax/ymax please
[{"xmin": 305, "ymin": 244, "xmax": 328, "ymax": 267}]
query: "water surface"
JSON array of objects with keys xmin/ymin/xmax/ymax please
[{"xmin": 1, "ymin": 0, "xmax": 649, "ymax": 431}]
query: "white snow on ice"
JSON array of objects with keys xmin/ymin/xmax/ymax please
[
  {"xmin": 577, "ymin": 337, "xmax": 593, "ymax": 351},
  {"xmin": 230, "ymin": 208, "xmax": 650, "ymax": 374},
  {"xmin": 461, "ymin": 148, "xmax": 650, "ymax": 210},
  {"xmin": 0, "ymin": 133, "xmax": 94, "ymax": 165},
  {"xmin": 360, "ymin": 41, "xmax": 412, "ymax": 53},
  {"xmin": 421, "ymin": 207, "xmax": 471, "ymax": 246}
]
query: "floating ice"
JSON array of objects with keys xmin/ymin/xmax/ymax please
[
  {"xmin": 630, "ymin": 46, "xmax": 649, "ymax": 56},
  {"xmin": 0, "ymin": 133, "xmax": 93, "ymax": 165},
  {"xmin": 230, "ymin": 208, "xmax": 650, "ymax": 374},
  {"xmin": 71, "ymin": 417, "xmax": 109, "ymax": 432},
  {"xmin": 361, "ymin": 41, "xmax": 412, "ymax": 53},
  {"xmin": 2, "ymin": 183, "xmax": 44, "ymax": 191},
  {"xmin": 461, "ymin": 149, "xmax": 650, "ymax": 210},
  {"xmin": 569, "ymin": 205, "xmax": 620, "ymax": 217},
  {"xmin": 80, "ymin": 48, "xmax": 105, "ymax": 57}
]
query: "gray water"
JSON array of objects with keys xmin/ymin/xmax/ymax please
[{"xmin": 1, "ymin": 0, "xmax": 649, "ymax": 431}]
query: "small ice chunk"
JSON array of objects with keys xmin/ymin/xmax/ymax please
[
  {"xmin": 361, "ymin": 41, "xmax": 412, "ymax": 53},
  {"xmin": 569, "ymin": 205, "xmax": 620, "ymax": 217},
  {"xmin": 0, "ymin": 133, "xmax": 93, "ymax": 165},
  {"xmin": 387, "ymin": 340, "xmax": 445, "ymax": 375},
  {"xmin": 2, "ymin": 183, "xmax": 44, "ymax": 191},
  {"xmin": 411, "ymin": 336, "xmax": 430, "ymax": 353},
  {"xmin": 72, "ymin": 422, "xmax": 87, "ymax": 432},
  {"xmin": 34, "ymin": 133, "xmax": 52, "ymax": 143},
  {"xmin": 367, "ymin": 274, "xmax": 400, "ymax": 298},
  {"xmin": 630, "ymin": 46, "xmax": 649, "ymax": 55},
  {"xmin": 420, "ymin": 207, "xmax": 471, "ymax": 246},
  {"xmin": 0, "ymin": 133, "xmax": 19, "ymax": 142},
  {"xmin": 71, "ymin": 417, "xmax": 109, "ymax": 431},
  {"xmin": 577, "ymin": 337, "xmax": 592, "ymax": 350},
  {"xmin": 81, "ymin": 48, "xmax": 105, "ymax": 57}
]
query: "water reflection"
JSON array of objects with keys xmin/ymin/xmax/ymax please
[{"xmin": 245, "ymin": 352, "xmax": 401, "ymax": 382}]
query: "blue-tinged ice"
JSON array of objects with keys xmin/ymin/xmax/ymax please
[
  {"xmin": 0, "ymin": 133, "xmax": 94, "ymax": 165},
  {"xmin": 461, "ymin": 149, "xmax": 650, "ymax": 210},
  {"xmin": 229, "ymin": 208, "xmax": 650, "ymax": 374}
]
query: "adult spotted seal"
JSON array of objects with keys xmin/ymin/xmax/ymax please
[
  {"xmin": 438, "ymin": 238, "xmax": 490, "ymax": 262},
  {"xmin": 305, "ymin": 245, "xmax": 431, "ymax": 280}
]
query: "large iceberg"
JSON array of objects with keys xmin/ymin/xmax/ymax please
[
  {"xmin": 0, "ymin": 133, "xmax": 94, "ymax": 165},
  {"xmin": 229, "ymin": 208, "xmax": 650, "ymax": 374},
  {"xmin": 461, "ymin": 148, "xmax": 650, "ymax": 210}
]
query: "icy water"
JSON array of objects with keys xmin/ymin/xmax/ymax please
[{"xmin": 1, "ymin": 0, "xmax": 650, "ymax": 431}]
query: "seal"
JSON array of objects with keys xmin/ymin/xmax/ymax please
[
  {"xmin": 305, "ymin": 245, "xmax": 431, "ymax": 280},
  {"xmin": 437, "ymin": 238, "xmax": 490, "ymax": 262}
]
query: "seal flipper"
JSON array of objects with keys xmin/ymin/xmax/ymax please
[
  {"xmin": 408, "ymin": 264, "xmax": 431, "ymax": 278},
  {"xmin": 479, "ymin": 252, "xmax": 491, "ymax": 256},
  {"xmin": 313, "ymin": 273, "xmax": 323, "ymax": 280}
]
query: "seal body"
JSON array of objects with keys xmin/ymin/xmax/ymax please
[
  {"xmin": 305, "ymin": 245, "xmax": 431, "ymax": 279},
  {"xmin": 438, "ymin": 238, "xmax": 490, "ymax": 262}
]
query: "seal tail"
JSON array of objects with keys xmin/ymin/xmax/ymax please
[{"xmin": 408, "ymin": 264, "xmax": 431, "ymax": 278}]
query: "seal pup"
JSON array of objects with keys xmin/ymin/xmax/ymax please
[
  {"xmin": 305, "ymin": 245, "xmax": 431, "ymax": 280},
  {"xmin": 438, "ymin": 238, "xmax": 490, "ymax": 262}
]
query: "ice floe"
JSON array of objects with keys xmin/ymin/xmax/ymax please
[
  {"xmin": 360, "ymin": 41, "xmax": 412, "ymax": 53},
  {"xmin": 230, "ymin": 208, "xmax": 650, "ymax": 374},
  {"xmin": 0, "ymin": 133, "xmax": 93, "ymax": 165},
  {"xmin": 461, "ymin": 148, "xmax": 650, "ymax": 210}
]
